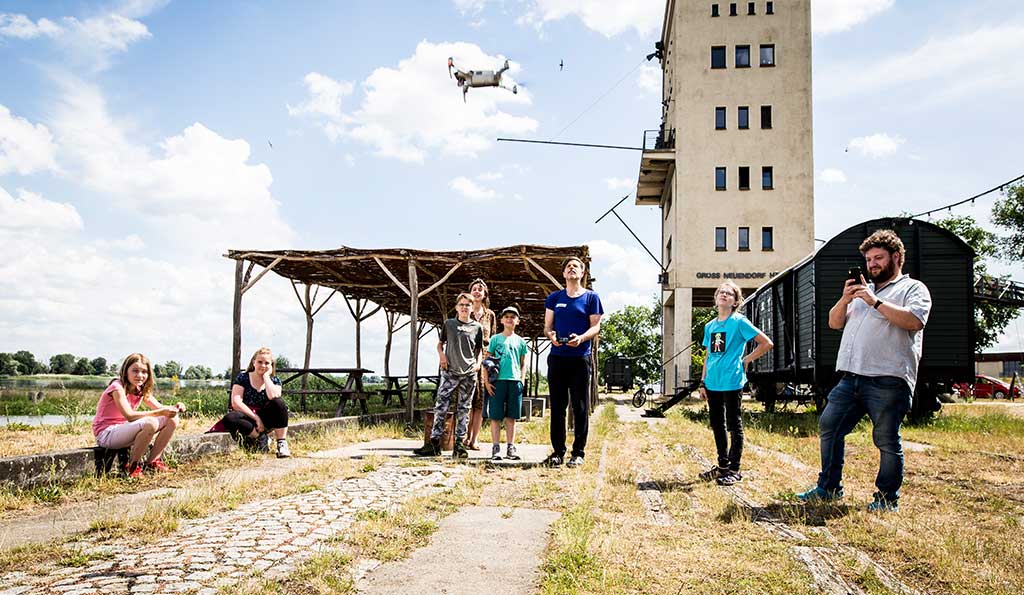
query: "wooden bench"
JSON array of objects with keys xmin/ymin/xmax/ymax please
[{"xmin": 278, "ymin": 367, "xmax": 374, "ymax": 416}]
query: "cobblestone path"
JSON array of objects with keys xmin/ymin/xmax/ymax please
[{"xmin": 0, "ymin": 464, "xmax": 463, "ymax": 595}]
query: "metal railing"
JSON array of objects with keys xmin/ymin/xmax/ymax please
[
  {"xmin": 642, "ymin": 127, "xmax": 675, "ymax": 151},
  {"xmin": 975, "ymin": 276, "xmax": 1024, "ymax": 307}
]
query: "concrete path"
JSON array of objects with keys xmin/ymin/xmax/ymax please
[
  {"xmin": 312, "ymin": 438, "xmax": 551, "ymax": 468},
  {"xmin": 0, "ymin": 456, "xmax": 318, "ymax": 550},
  {"xmin": 356, "ymin": 506, "xmax": 560, "ymax": 595},
  {"xmin": 0, "ymin": 464, "xmax": 463, "ymax": 595}
]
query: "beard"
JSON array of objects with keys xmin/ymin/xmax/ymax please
[{"xmin": 868, "ymin": 259, "xmax": 898, "ymax": 283}]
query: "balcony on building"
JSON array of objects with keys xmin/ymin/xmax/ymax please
[{"xmin": 635, "ymin": 128, "xmax": 676, "ymax": 206}]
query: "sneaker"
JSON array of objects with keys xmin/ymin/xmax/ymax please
[
  {"xmin": 506, "ymin": 444, "xmax": 520, "ymax": 461},
  {"xmin": 566, "ymin": 455, "xmax": 584, "ymax": 468},
  {"xmin": 413, "ymin": 438, "xmax": 442, "ymax": 457},
  {"xmin": 796, "ymin": 486, "xmax": 844, "ymax": 503},
  {"xmin": 452, "ymin": 439, "xmax": 469, "ymax": 460},
  {"xmin": 491, "ymin": 444, "xmax": 502, "ymax": 461},
  {"xmin": 699, "ymin": 466, "xmax": 727, "ymax": 482},
  {"xmin": 867, "ymin": 491, "xmax": 899, "ymax": 513},
  {"xmin": 145, "ymin": 459, "xmax": 172, "ymax": 473},
  {"xmin": 716, "ymin": 470, "xmax": 742, "ymax": 486},
  {"xmin": 125, "ymin": 461, "xmax": 144, "ymax": 479},
  {"xmin": 255, "ymin": 433, "xmax": 270, "ymax": 454},
  {"xmin": 542, "ymin": 453, "xmax": 564, "ymax": 467},
  {"xmin": 276, "ymin": 439, "xmax": 291, "ymax": 459}
]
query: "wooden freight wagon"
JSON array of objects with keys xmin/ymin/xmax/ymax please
[{"xmin": 742, "ymin": 218, "xmax": 975, "ymax": 419}]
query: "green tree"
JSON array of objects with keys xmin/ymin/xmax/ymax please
[
  {"xmin": 49, "ymin": 353, "xmax": 77, "ymax": 374},
  {"xmin": 992, "ymin": 182, "xmax": 1024, "ymax": 260},
  {"xmin": 935, "ymin": 215, "xmax": 1018, "ymax": 350},
  {"xmin": 0, "ymin": 353, "xmax": 22, "ymax": 376},
  {"xmin": 274, "ymin": 355, "xmax": 291, "ymax": 370},
  {"xmin": 90, "ymin": 357, "xmax": 108, "ymax": 376},
  {"xmin": 72, "ymin": 357, "xmax": 95, "ymax": 375},
  {"xmin": 183, "ymin": 365, "xmax": 213, "ymax": 379},
  {"xmin": 597, "ymin": 298, "xmax": 662, "ymax": 385},
  {"xmin": 690, "ymin": 307, "xmax": 717, "ymax": 373},
  {"xmin": 157, "ymin": 360, "xmax": 182, "ymax": 378},
  {"xmin": 14, "ymin": 350, "xmax": 46, "ymax": 374}
]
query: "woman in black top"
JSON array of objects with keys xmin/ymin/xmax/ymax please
[{"xmin": 216, "ymin": 347, "xmax": 290, "ymax": 457}]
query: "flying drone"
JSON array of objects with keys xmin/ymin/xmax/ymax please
[{"xmin": 447, "ymin": 57, "xmax": 518, "ymax": 101}]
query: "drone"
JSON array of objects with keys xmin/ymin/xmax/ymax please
[{"xmin": 447, "ymin": 57, "xmax": 518, "ymax": 102}]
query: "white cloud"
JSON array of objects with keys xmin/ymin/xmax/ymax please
[
  {"xmin": 289, "ymin": 41, "xmax": 537, "ymax": 163},
  {"xmin": 51, "ymin": 77, "xmax": 291, "ymax": 253},
  {"xmin": 637, "ymin": 64, "xmax": 661, "ymax": 96},
  {"xmin": 0, "ymin": 186, "xmax": 82, "ymax": 231},
  {"xmin": 518, "ymin": 0, "xmax": 664, "ymax": 38},
  {"xmin": 813, "ymin": 0, "xmax": 893, "ymax": 35},
  {"xmin": 0, "ymin": 13, "xmax": 62, "ymax": 39},
  {"xmin": 95, "ymin": 234, "xmax": 146, "ymax": 251},
  {"xmin": 818, "ymin": 168, "xmax": 848, "ymax": 184},
  {"xmin": 476, "ymin": 171, "xmax": 503, "ymax": 181},
  {"xmin": 604, "ymin": 177, "xmax": 633, "ymax": 191},
  {"xmin": 452, "ymin": 0, "xmax": 487, "ymax": 15},
  {"xmin": 820, "ymin": 24, "xmax": 1024, "ymax": 102},
  {"xmin": 450, "ymin": 176, "xmax": 498, "ymax": 200},
  {"xmin": 602, "ymin": 290, "xmax": 652, "ymax": 314},
  {"xmin": 848, "ymin": 133, "xmax": 905, "ymax": 158},
  {"xmin": 0, "ymin": 104, "xmax": 60, "ymax": 175},
  {"xmin": 286, "ymin": 72, "xmax": 354, "ymax": 141},
  {"xmin": 586, "ymin": 239, "xmax": 660, "ymax": 297}
]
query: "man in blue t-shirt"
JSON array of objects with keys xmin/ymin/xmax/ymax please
[{"xmin": 543, "ymin": 256, "xmax": 604, "ymax": 468}]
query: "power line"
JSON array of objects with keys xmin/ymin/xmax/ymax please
[
  {"xmin": 549, "ymin": 56, "xmax": 648, "ymax": 142},
  {"xmin": 911, "ymin": 172, "xmax": 1024, "ymax": 219},
  {"xmin": 496, "ymin": 137, "xmax": 642, "ymax": 151}
]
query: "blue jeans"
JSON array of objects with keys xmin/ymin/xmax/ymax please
[{"xmin": 817, "ymin": 373, "xmax": 912, "ymax": 501}]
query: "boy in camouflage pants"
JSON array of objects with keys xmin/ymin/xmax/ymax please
[{"xmin": 414, "ymin": 293, "xmax": 483, "ymax": 459}]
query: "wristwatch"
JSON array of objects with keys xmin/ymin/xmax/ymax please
[{"xmin": 873, "ymin": 299, "xmax": 884, "ymax": 310}]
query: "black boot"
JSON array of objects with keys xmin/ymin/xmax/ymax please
[
  {"xmin": 452, "ymin": 438, "xmax": 469, "ymax": 460},
  {"xmin": 413, "ymin": 437, "xmax": 441, "ymax": 456}
]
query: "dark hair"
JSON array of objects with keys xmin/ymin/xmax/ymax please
[
  {"xmin": 859, "ymin": 229, "xmax": 905, "ymax": 261},
  {"xmin": 468, "ymin": 278, "xmax": 490, "ymax": 307},
  {"xmin": 560, "ymin": 256, "xmax": 585, "ymax": 272}
]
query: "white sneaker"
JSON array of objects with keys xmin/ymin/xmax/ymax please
[
  {"xmin": 276, "ymin": 439, "xmax": 291, "ymax": 458},
  {"xmin": 506, "ymin": 444, "xmax": 520, "ymax": 460}
]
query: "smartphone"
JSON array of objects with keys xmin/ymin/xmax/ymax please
[{"xmin": 847, "ymin": 266, "xmax": 863, "ymax": 282}]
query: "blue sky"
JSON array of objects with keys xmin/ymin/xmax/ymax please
[{"xmin": 1, "ymin": 0, "xmax": 1023, "ymax": 374}]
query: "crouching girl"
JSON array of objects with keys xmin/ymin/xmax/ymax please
[
  {"xmin": 92, "ymin": 353, "xmax": 184, "ymax": 478},
  {"xmin": 212, "ymin": 347, "xmax": 290, "ymax": 458}
]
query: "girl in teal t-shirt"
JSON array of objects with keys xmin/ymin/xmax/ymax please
[
  {"xmin": 698, "ymin": 281, "xmax": 773, "ymax": 486},
  {"xmin": 485, "ymin": 306, "xmax": 529, "ymax": 460}
]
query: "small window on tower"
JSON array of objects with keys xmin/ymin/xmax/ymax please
[
  {"xmin": 711, "ymin": 46, "xmax": 727, "ymax": 69},
  {"xmin": 739, "ymin": 227, "xmax": 750, "ymax": 251},
  {"xmin": 736, "ymin": 45, "xmax": 751, "ymax": 68},
  {"xmin": 766, "ymin": 1, "xmax": 774, "ymax": 15},
  {"xmin": 730, "ymin": 3, "xmax": 738, "ymax": 16},
  {"xmin": 738, "ymin": 106, "xmax": 749, "ymax": 129},
  {"xmin": 761, "ymin": 105, "xmax": 773, "ymax": 129},
  {"xmin": 760, "ymin": 44, "xmax": 775, "ymax": 67},
  {"xmin": 716, "ymin": 167, "xmax": 727, "ymax": 190},
  {"xmin": 748, "ymin": 2, "xmax": 755, "ymax": 15},
  {"xmin": 715, "ymin": 106, "xmax": 727, "ymax": 130},
  {"xmin": 711, "ymin": 3, "xmax": 720, "ymax": 17},
  {"xmin": 716, "ymin": 227, "xmax": 728, "ymax": 251}
]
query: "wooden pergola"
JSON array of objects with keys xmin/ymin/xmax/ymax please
[{"xmin": 224, "ymin": 244, "xmax": 595, "ymax": 422}]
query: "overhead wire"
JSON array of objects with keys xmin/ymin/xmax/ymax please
[
  {"xmin": 910, "ymin": 172, "xmax": 1024, "ymax": 219},
  {"xmin": 548, "ymin": 56, "xmax": 649, "ymax": 142}
]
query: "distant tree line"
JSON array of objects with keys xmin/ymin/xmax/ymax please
[{"xmin": 0, "ymin": 350, "xmax": 223, "ymax": 379}]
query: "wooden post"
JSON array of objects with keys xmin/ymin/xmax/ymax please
[
  {"xmin": 384, "ymin": 310, "xmax": 395, "ymax": 379},
  {"xmin": 231, "ymin": 259, "xmax": 244, "ymax": 380},
  {"xmin": 301, "ymin": 284, "xmax": 314, "ymax": 412},
  {"xmin": 590, "ymin": 337, "xmax": 600, "ymax": 411},
  {"xmin": 406, "ymin": 259, "xmax": 419, "ymax": 423}
]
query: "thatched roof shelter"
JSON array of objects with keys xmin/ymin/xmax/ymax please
[{"xmin": 224, "ymin": 244, "xmax": 594, "ymax": 421}]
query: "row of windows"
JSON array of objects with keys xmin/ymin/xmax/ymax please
[
  {"xmin": 716, "ymin": 105, "xmax": 772, "ymax": 130},
  {"xmin": 712, "ymin": 2, "xmax": 774, "ymax": 17},
  {"xmin": 716, "ymin": 166, "xmax": 773, "ymax": 190},
  {"xmin": 716, "ymin": 227, "xmax": 774, "ymax": 251},
  {"xmin": 711, "ymin": 44, "xmax": 775, "ymax": 69}
]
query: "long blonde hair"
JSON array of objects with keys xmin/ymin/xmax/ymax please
[
  {"xmin": 116, "ymin": 353, "xmax": 154, "ymax": 398},
  {"xmin": 246, "ymin": 347, "xmax": 275, "ymax": 375}
]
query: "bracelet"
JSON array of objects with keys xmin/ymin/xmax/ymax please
[{"xmin": 873, "ymin": 299, "xmax": 884, "ymax": 310}]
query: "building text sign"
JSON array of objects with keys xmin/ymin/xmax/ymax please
[{"xmin": 695, "ymin": 271, "xmax": 778, "ymax": 280}]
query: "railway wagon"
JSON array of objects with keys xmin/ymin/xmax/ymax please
[{"xmin": 742, "ymin": 218, "xmax": 975, "ymax": 418}]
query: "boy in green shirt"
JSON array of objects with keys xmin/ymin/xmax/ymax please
[{"xmin": 485, "ymin": 306, "xmax": 529, "ymax": 460}]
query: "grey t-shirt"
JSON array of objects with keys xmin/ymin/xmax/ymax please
[
  {"xmin": 441, "ymin": 317, "xmax": 484, "ymax": 375},
  {"xmin": 835, "ymin": 274, "xmax": 932, "ymax": 393}
]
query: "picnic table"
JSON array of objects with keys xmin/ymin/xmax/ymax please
[
  {"xmin": 380, "ymin": 374, "xmax": 441, "ymax": 407},
  {"xmin": 277, "ymin": 367, "xmax": 373, "ymax": 416}
]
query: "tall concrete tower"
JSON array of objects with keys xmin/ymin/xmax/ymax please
[{"xmin": 635, "ymin": 0, "xmax": 814, "ymax": 392}]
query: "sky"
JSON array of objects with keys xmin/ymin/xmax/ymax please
[{"xmin": 1, "ymin": 0, "xmax": 1023, "ymax": 375}]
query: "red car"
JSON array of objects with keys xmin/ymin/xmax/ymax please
[{"xmin": 953, "ymin": 374, "xmax": 1022, "ymax": 399}]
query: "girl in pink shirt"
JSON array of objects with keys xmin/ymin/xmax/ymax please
[{"xmin": 93, "ymin": 353, "xmax": 185, "ymax": 478}]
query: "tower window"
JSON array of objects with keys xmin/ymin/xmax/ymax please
[
  {"xmin": 736, "ymin": 45, "xmax": 751, "ymax": 68},
  {"xmin": 766, "ymin": 2, "xmax": 774, "ymax": 15},
  {"xmin": 712, "ymin": 3, "xmax": 719, "ymax": 16},
  {"xmin": 738, "ymin": 106, "xmax": 749, "ymax": 129},
  {"xmin": 761, "ymin": 105, "xmax": 773, "ymax": 129},
  {"xmin": 762, "ymin": 227, "xmax": 774, "ymax": 250},
  {"xmin": 739, "ymin": 227, "xmax": 750, "ymax": 251},
  {"xmin": 739, "ymin": 166, "xmax": 750, "ymax": 190},
  {"xmin": 715, "ymin": 106, "xmax": 727, "ymax": 130},
  {"xmin": 762, "ymin": 166, "xmax": 774, "ymax": 189},
  {"xmin": 716, "ymin": 167, "xmax": 727, "ymax": 190},
  {"xmin": 748, "ymin": 2, "xmax": 755, "ymax": 14},
  {"xmin": 729, "ymin": 3, "xmax": 737, "ymax": 16},
  {"xmin": 716, "ymin": 227, "xmax": 728, "ymax": 251},
  {"xmin": 711, "ymin": 46, "xmax": 727, "ymax": 69},
  {"xmin": 760, "ymin": 44, "xmax": 775, "ymax": 66}
]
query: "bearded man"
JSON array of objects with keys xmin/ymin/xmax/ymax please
[{"xmin": 797, "ymin": 229, "xmax": 932, "ymax": 512}]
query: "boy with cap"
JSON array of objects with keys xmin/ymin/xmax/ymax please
[{"xmin": 484, "ymin": 305, "xmax": 530, "ymax": 460}]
